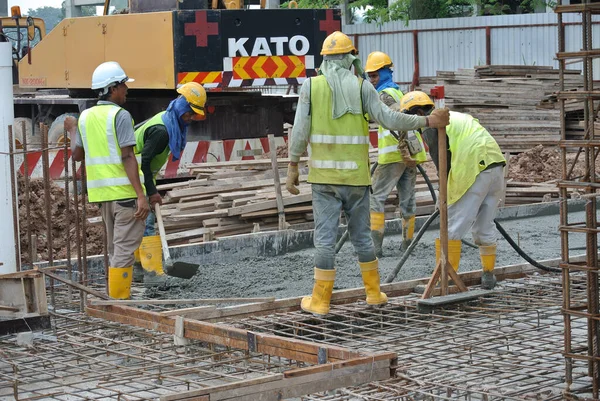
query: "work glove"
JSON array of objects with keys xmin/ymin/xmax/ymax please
[
  {"xmin": 428, "ymin": 108, "xmax": 450, "ymax": 128},
  {"xmin": 398, "ymin": 141, "xmax": 417, "ymax": 168},
  {"xmin": 286, "ymin": 164, "xmax": 300, "ymax": 195}
]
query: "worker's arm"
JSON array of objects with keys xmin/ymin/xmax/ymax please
[
  {"xmin": 378, "ymin": 91, "xmax": 415, "ymax": 166},
  {"xmin": 363, "ymin": 82, "xmax": 426, "ymax": 131},
  {"xmin": 121, "ymin": 146, "xmax": 149, "ymax": 219},
  {"xmin": 288, "ymin": 79, "xmax": 311, "ymax": 167},
  {"xmin": 68, "ymin": 116, "xmax": 85, "ymax": 162},
  {"xmin": 140, "ymin": 125, "xmax": 169, "ymax": 205},
  {"xmin": 115, "ymin": 109, "xmax": 149, "ymax": 220},
  {"xmin": 420, "ymin": 127, "xmax": 451, "ymax": 174}
]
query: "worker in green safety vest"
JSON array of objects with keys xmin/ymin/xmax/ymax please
[
  {"xmin": 364, "ymin": 51, "xmax": 428, "ymax": 258},
  {"xmin": 132, "ymin": 82, "xmax": 207, "ymax": 282},
  {"xmin": 285, "ymin": 31, "xmax": 451, "ymax": 316},
  {"xmin": 401, "ymin": 91, "xmax": 506, "ymax": 290},
  {"xmin": 71, "ymin": 61, "xmax": 149, "ymax": 300}
]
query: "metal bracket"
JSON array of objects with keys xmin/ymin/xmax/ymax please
[
  {"xmin": 317, "ymin": 347, "xmax": 328, "ymax": 364},
  {"xmin": 247, "ymin": 331, "xmax": 257, "ymax": 353}
]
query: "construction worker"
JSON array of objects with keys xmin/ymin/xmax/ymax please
[
  {"xmin": 71, "ymin": 61, "xmax": 149, "ymax": 299},
  {"xmin": 285, "ymin": 31, "xmax": 450, "ymax": 315},
  {"xmin": 364, "ymin": 51, "xmax": 428, "ymax": 257},
  {"xmin": 133, "ymin": 82, "xmax": 207, "ymax": 281},
  {"xmin": 400, "ymin": 91, "xmax": 506, "ymax": 290}
]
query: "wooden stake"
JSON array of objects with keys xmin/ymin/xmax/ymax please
[
  {"xmin": 268, "ymin": 134, "xmax": 287, "ymax": 230},
  {"xmin": 422, "ymin": 125, "xmax": 468, "ymax": 299}
]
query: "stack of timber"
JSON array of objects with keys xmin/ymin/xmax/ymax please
[
  {"xmin": 157, "ymin": 154, "xmax": 441, "ymax": 245},
  {"xmin": 419, "ymin": 65, "xmax": 584, "ymax": 152},
  {"xmin": 157, "ymin": 152, "xmax": 559, "ymax": 245}
]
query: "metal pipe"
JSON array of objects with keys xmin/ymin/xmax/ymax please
[
  {"xmin": 72, "ymin": 155, "xmax": 83, "ymax": 309},
  {"xmin": 0, "ymin": 41, "xmax": 17, "ymax": 273}
]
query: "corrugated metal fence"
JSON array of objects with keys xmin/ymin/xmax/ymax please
[{"xmin": 343, "ymin": 12, "xmax": 597, "ymax": 91}]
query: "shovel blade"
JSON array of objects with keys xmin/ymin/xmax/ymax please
[{"xmin": 164, "ymin": 260, "xmax": 200, "ymax": 279}]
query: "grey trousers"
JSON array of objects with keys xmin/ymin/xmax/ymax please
[
  {"xmin": 101, "ymin": 200, "xmax": 146, "ymax": 268},
  {"xmin": 312, "ymin": 184, "xmax": 376, "ymax": 269},
  {"xmin": 448, "ymin": 166, "xmax": 504, "ymax": 245},
  {"xmin": 370, "ymin": 162, "xmax": 417, "ymax": 218}
]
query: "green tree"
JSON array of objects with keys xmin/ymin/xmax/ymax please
[
  {"xmin": 26, "ymin": 7, "xmax": 63, "ymax": 33},
  {"xmin": 281, "ymin": 0, "xmax": 555, "ymax": 24},
  {"xmin": 25, "ymin": 3, "xmax": 97, "ymax": 34}
]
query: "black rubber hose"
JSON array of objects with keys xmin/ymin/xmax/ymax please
[
  {"xmin": 384, "ymin": 209, "xmax": 439, "ymax": 283},
  {"xmin": 494, "ymin": 220, "xmax": 560, "ymax": 273}
]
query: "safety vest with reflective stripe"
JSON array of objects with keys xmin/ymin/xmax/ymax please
[
  {"xmin": 308, "ymin": 75, "xmax": 370, "ymax": 186},
  {"xmin": 135, "ymin": 112, "xmax": 170, "ymax": 182},
  {"xmin": 78, "ymin": 104, "xmax": 144, "ymax": 202},
  {"xmin": 447, "ymin": 111, "xmax": 506, "ymax": 205},
  {"xmin": 377, "ymin": 87, "xmax": 427, "ymax": 165}
]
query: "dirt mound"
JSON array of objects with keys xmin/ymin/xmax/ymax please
[
  {"xmin": 508, "ymin": 145, "xmax": 561, "ymax": 183},
  {"xmin": 18, "ymin": 175, "xmax": 103, "ymax": 264}
]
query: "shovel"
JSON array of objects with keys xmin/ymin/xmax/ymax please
[{"xmin": 154, "ymin": 203, "xmax": 200, "ymax": 279}]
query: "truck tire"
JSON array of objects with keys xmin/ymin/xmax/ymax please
[
  {"xmin": 48, "ymin": 113, "xmax": 80, "ymax": 145},
  {"xmin": 13, "ymin": 117, "xmax": 41, "ymax": 150}
]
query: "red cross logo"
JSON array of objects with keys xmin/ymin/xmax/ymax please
[
  {"xmin": 185, "ymin": 11, "xmax": 219, "ymax": 47},
  {"xmin": 319, "ymin": 9, "xmax": 341, "ymax": 36}
]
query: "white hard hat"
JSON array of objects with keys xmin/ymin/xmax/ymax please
[{"xmin": 91, "ymin": 61, "xmax": 134, "ymax": 92}]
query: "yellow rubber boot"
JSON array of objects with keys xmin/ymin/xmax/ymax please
[
  {"xmin": 435, "ymin": 238, "xmax": 462, "ymax": 271},
  {"xmin": 359, "ymin": 259, "xmax": 388, "ymax": 305},
  {"xmin": 108, "ymin": 266, "xmax": 133, "ymax": 299},
  {"xmin": 301, "ymin": 268, "xmax": 336, "ymax": 316},
  {"xmin": 370, "ymin": 211, "xmax": 385, "ymax": 258},
  {"xmin": 401, "ymin": 216, "xmax": 416, "ymax": 251},
  {"xmin": 140, "ymin": 235, "xmax": 165, "ymax": 276},
  {"xmin": 480, "ymin": 244, "xmax": 497, "ymax": 290}
]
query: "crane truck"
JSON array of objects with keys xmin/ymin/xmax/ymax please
[{"xmin": 3, "ymin": 0, "xmax": 341, "ymax": 179}]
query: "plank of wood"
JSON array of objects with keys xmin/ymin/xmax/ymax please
[
  {"xmin": 164, "ymin": 227, "xmax": 211, "ymax": 242},
  {"xmin": 228, "ymin": 193, "xmax": 312, "ymax": 216},
  {"xmin": 187, "ymin": 157, "xmax": 309, "ymax": 169},
  {"xmin": 89, "ymin": 297, "xmax": 276, "ymax": 306},
  {"xmin": 160, "ymin": 305, "xmax": 217, "ymax": 316}
]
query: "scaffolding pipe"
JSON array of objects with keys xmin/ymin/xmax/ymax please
[{"xmin": 0, "ymin": 41, "xmax": 17, "ymax": 273}]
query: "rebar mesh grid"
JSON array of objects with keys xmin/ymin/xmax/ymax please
[
  {"xmin": 0, "ymin": 310, "xmax": 309, "ymax": 400},
  {"xmin": 225, "ymin": 273, "xmax": 593, "ymax": 400}
]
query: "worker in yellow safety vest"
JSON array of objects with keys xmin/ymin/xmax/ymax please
[
  {"xmin": 72, "ymin": 61, "xmax": 150, "ymax": 299},
  {"xmin": 132, "ymin": 82, "xmax": 207, "ymax": 283},
  {"xmin": 364, "ymin": 51, "xmax": 428, "ymax": 257},
  {"xmin": 285, "ymin": 31, "xmax": 450, "ymax": 316},
  {"xmin": 400, "ymin": 91, "xmax": 506, "ymax": 290}
]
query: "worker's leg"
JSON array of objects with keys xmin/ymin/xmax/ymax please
[
  {"xmin": 370, "ymin": 163, "xmax": 404, "ymax": 257},
  {"xmin": 346, "ymin": 186, "xmax": 387, "ymax": 305},
  {"xmin": 302, "ymin": 184, "xmax": 342, "ymax": 315},
  {"xmin": 397, "ymin": 165, "xmax": 417, "ymax": 251},
  {"xmin": 100, "ymin": 201, "xmax": 115, "ymax": 265},
  {"xmin": 471, "ymin": 166, "xmax": 504, "ymax": 289},
  {"xmin": 109, "ymin": 200, "xmax": 146, "ymax": 299},
  {"xmin": 445, "ymin": 170, "xmax": 494, "ymax": 272}
]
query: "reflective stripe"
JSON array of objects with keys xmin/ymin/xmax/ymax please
[
  {"xmin": 80, "ymin": 106, "xmax": 123, "ymax": 165},
  {"xmin": 87, "ymin": 173, "xmax": 144, "ymax": 189},
  {"xmin": 311, "ymin": 160, "xmax": 358, "ymax": 170},
  {"xmin": 311, "ymin": 134, "xmax": 370, "ymax": 145},
  {"xmin": 379, "ymin": 145, "xmax": 399, "ymax": 155},
  {"xmin": 377, "ymin": 130, "xmax": 396, "ymax": 140}
]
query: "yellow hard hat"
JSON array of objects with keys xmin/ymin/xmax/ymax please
[
  {"xmin": 177, "ymin": 82, "xmax": 207, "ymax": 117},
  {"xmin": 321, "ymin": 31, "xmax": 356, "ymax": 56},
  {"xmin": 365, "ymin": 51, "xmax": 393, "ymax": 73},
  {"xmin": 400, "ymin": 91, "xmax": 435, "ymax": 113}
]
